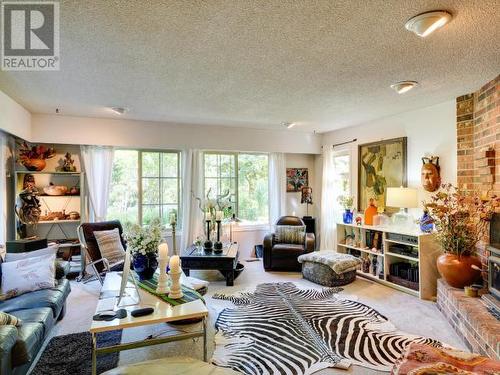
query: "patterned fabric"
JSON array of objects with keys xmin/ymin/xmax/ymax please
[
  {"xmin": 0, "ymin": 311, "xmax": 21, "ymax": 326},
  {"xmin": 131, "ymin": 273, "xmax": 204, "ymax": 306},
  {"xmin": 4, "ymin": 245, "xmax": 57, "ymax": 262},
  {"xmin": 213, "ymin": 282, "xmax": 442, "ymax": 374},
  {"xmin": 274, "ymin": 225, "xmax": 306, "ymax": 244},
  {"xmin": 391, "ymin": 343, "xmax": 500, "ymax": 374},
  {"xmin": 0, "ymin": 254, "xmax": 56, "ymax": 301},
  {"xmin": 302, "ymin": 261, "xmax": 356, "ymax": 286},
  {"xmin": 94, "ymin": 228, "xmax": 125, "ymax": 265},
  {"xmin": 298, "ymin": 250, "xmax": 361, "ymax": 274}
]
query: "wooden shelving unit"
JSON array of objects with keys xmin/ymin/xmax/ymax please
[{"xmin": 336, "ymin": 222, "xmax": 440, "ymax": 300}]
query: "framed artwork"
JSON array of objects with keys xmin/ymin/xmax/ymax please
[
  {"xmin": 358, "ymin": 137, "xmax": 407, "ymax": 212},
  {"xmin": 286, "ymin": 168, "xmax": 308, "ymax": 192}
]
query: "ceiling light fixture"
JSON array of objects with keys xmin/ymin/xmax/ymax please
[
  {"xmin": 283, "ymin": 122, "xmax": 296, "ymax": 129},
  {"xmin": 390, "ymin": 81, "xmax": 419, "ymax": 94},
  {"xmin": 405, "ymin": 11, "xmax": 452, "ymax": 37},
  {"xmin": 109, "ymin": 107, "xmax": 129, "ymax": 115}
]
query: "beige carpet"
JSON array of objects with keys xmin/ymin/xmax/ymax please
[{"xmin": 34, "ymin": 259, "xmax": 466, "ymax": 374}]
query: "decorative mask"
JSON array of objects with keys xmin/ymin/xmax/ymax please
[{"xmin": 421, "ymin": 156, "xmax": 441, "ymax": 192}]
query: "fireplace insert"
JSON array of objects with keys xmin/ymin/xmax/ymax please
[{"xmin": 483, "ymin": 213, "xmax": 500, "ymax": 317}]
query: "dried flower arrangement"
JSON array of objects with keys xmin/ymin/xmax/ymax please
[{"xmin": 17, "ymin": 142, "xmax": 56, "ymax": 171}]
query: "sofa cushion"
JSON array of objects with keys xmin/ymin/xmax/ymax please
[
  {"xmin": 11, "ymin": 307, "xmax": 54, "ymax": 337},
  {"xmin": 0, "ymin": 278, "xmax": 70, "ymax": 318},
  {"xmin": 272, "ymin": 244, "xmax": 305, "ymax": 258},
  {"xmin": 11, "ymin": 322, "xmax": 45, "ymax": 367},
  {"xmin": 0, "ymin": 311, "xmax": 21, "ymax": 326},
  {"xmin": 275, "ymin": 225, "xmax": 306, "ymax": 244}
]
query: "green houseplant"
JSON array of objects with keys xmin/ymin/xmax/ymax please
[{"xmin": 424, "ymin": 184, "xmax": 499, "ymax": 288}]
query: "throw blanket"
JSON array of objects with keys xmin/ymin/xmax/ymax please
[
  {"xmin": 297, "ymin": 250, "xmax": 361, "ymax": 274},
  {"xmin": 131, "ymin": 273, "xmax": 204, "ymax": 306},
  {"xmin": 212, "ymin": 283, "xmax": 441, "ymax": 374}
]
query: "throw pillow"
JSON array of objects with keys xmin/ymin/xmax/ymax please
[
  {"xmin": 94, "ymin": 228, "xmax": 125, "ymax": 265},
  {"xmin": 4, "ymin": 245, "xmax": 58, "ymax": 262},
  {"xmin": 275, "ymin": 225, "xmax": 306, "ymax": 244},
  {"xmin": 0, "ymin": 311, "xmax": 22, "ymax": 326},
  {"xmin": 0, "ymin": 254, "xmax": 56, "ymax": 301}
]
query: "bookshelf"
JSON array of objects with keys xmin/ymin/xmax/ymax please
[{"xmin": 336, "ymin": 222, "xmax": 441, "ymax": 300}]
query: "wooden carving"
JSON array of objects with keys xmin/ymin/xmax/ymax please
[{"xmin": 421, "ymin": 156, "xmax": 441, "ymax": 192}]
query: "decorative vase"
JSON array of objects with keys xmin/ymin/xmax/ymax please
[
  {"xmin": 419, "ymin": 210, "xmax": 434, "ymax": 233},
  {"xmin": 342, "ymin": 209, "xmax": 353, "ymax": 224},
  {"xmin": 132, "ymin": 253, "xmax": 158, "ymax": 280},
  {"xmin": 23, "ymin": 158, "xmax": 46, "ymax": 171},
  {"xmin": 364, "ymin": 198, "xmax": 378, "ymax": 225},
  {"xmin": 436, "ymin": 254, "xmax": 482, "ymax": 289}
]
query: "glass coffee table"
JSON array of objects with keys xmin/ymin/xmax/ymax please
[
  {"xmin": 181, "ymin": 243, "xmax": 239, "ymax": 286},
  {"xmin": 90, "ymin": 272, "xmax": 208, "ymax": 375}
]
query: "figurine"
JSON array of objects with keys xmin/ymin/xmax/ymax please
[
  {"xmin": 15, "ymin": 187, "xmax": 41, "ymax": 225},
  {"xmin": 355, "ymin": 216, "xmax": 363, "ymax": 226},
  {"xmin": 61, "ymin": 152, "xmax": 77, "ymax": 172}
]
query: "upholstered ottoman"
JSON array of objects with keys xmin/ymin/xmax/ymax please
[{"xmin": 298, "ymin": 251, "xmax": 361, "ymax": 287}]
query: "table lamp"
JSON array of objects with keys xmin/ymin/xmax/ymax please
[{"xmin": 386, "ymin": 187, "xmax": 418, "ymax": 227}]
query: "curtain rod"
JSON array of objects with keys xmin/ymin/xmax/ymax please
[{"xmin": 321, "ymin": 138, "xmax": 357, "ymax": 149}]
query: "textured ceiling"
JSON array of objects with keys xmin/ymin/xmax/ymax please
[{"xmin": 0, "ymin": 0, "xmax": 499, "ymax": 133}]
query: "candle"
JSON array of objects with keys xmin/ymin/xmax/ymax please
[
  {"xmin": 158, "ymin": 243, "xmax": 169, "ymax": 259},
  {"xmin": 205, "ymin": 211, "xmax": 212, "ymax": 221},
  {"xmin": 216, "ymin": 210, "xmax": 223, "ymax": 221},
  {"xmin": 170, "ymin": 212, "xmax": 176, "ymax": 225},
  {"xmin": 169, "ymin": 255, "xmax": 180, "ymax": 272}
]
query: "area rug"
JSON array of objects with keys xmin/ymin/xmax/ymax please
[
  {"xmin": 31, "ymin": 330, "xmax": 122, "ymax": 375},
  {"xmin": 212, "ymin": 282, "xmax": 442, "ymax": 374}
]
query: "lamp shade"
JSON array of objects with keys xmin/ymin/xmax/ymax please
[{"xmin": 386, "ymin": 187, "xmax": 418, "ymax": 208}]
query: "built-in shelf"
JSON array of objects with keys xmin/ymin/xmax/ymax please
[
  {"xmin": 337, "ymin": 243, "xmax": 383, "ymax": 257},
  {"xmin": 15, "ymin": 170, "xmax": 81, "ymax": 175},
  {"xmin": 385, "ymin": 239, "xmax": 418, "ymax": 247},
  {"xmin": 385, "ymin": 251, "xmax": 419, "ymax": 262}
]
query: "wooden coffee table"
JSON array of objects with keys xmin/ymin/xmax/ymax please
[
  {"xmin": 89, "ymin": 272, "xmax": 208, "ymax": 375},
  {"xmin": 181, "ymin": 243, "xmax": 239, "ymax": 286}
]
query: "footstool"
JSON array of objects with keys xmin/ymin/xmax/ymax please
[
  {"xmin": 102, "ymin": 356, "xmax": 239, "ymax": 374},
  {"xmin": 298, "ymin": 251, "xmax": 361, "ymax": 287}
]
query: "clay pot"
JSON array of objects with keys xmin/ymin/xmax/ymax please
[
  {"xmin": 23, "ymin": 159, "xmax": 46, "ymax": 171},
  {"xmin": 436, "ymin": 253, "xmax": 482, "ymax": 289}
]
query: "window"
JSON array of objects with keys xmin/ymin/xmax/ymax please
[
  {"xmin": 203, "ymin": 152, "xmax": 268, "ymax": 223},
  {"xmin": 107, "ymin": 150, "xmax": 181, "ymax": 226},
  {"xmin": 332, "ymin": 149, "xmax": 351, "ymax": 216}
]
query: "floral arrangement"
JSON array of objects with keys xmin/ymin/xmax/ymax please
[
  {"xmin": 123, "ymin": 218, "xmax": 163, "ymax": 256},
  {"xmin": 17, "ymin": 141, "xmax": 55, "ymax": 162},
  {"xmin": 338, "ymin": 195, "xmax": 354, "ymax": 210},
  {"xmin": 424, "ymin": 184, "xmax": 499, "ymax": 256}
]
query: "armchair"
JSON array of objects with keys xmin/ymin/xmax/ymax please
[
  {"xmin": 77, "ymin": 220, "xmax": 126, "ymax": 285},
  {"xmin": 263, "ymin": 216, "xmax": 315, "ymax": 271}
]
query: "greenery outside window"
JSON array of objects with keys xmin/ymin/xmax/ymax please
[{"xmin": 107, "ymin": 149, "xmax": 181, "ymax": 226}]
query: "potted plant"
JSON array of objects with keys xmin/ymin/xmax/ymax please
[
  {"xmin": 338, "ymin": 195, "xmax": 354, "ymax": 224},
  {"xmin": 424, "ymin": 184, "xmax": 499, "ymax": 288},
  {"xmin": 123, "ymin": 218, "xmax": 163, "ymax": 280},
  {"xmin": 17, "ymin": 142, "xmax": 56, "ymax": 171}
]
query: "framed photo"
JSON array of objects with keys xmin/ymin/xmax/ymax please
[
  {"xmin": 286, "ymin": 168, "xmax": 308, "ymax": 192},
  {"xmin": 358, "ymin": 137, "xmax": 407, "ymax": 212}
]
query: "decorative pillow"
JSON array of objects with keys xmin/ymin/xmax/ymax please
[
  {"xmin": 94, "ymin": 228, "xmax": 125, "ymax": 265},
  {"xmin": 391, "ymin": 343, "xmax": 500, "ymax": 374},
  {"xmin": 275, "ymin": 225, "xmax": 306, "ymax": 244},
  {"xmin": 4, "ymin": 245, "xmax": 58, "ymax": 262},
  {"xmin": 0, "ymin": 311, "xmax": 22, "ymax": 326},
  {"xmin": 0, "ymin": 254, "xmax": 56, "ymax": 301}
]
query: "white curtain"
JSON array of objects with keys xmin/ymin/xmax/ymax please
[
  {"xmin": 180, "ymin": 149, "xmax": 204, "ymax": 251},
  {"xmin": 80, "ymin": 145, "xmax": 114, "ymax": 222},
  {"xmin": 320, "ymin": 147, "xmax": 337, "ymax": 250},
  {"xmin": 268, "ymin": 152, "xmax": 287, "ymax": 225},
  {"xmin": 0, "ymin": 132, "xmax": 8, "ymax": 247}
]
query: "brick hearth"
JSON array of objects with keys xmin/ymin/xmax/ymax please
[{"xmin": 437, "ymin": 279, "xmax": 499, "ymax": 359}]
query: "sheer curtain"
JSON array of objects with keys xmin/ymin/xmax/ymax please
[
  {"xmin": 268, "ymin": 152, "xmax": 286, "ymax": 225},
  {"xmin": 80, "ymin": 145, "xmax": 114, "ymax": 222},
  {"xmin": 180, "ymin": 149, "xmax": 204, "ymax": 251},
  {"xmin": 320, "ymin": 147, "xmax": 337, "ymax": 250}
]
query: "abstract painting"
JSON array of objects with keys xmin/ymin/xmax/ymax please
[
  {"xmin": 358, "ymin": 137, "xmax": 407, "ymax": 212},
  {"xmin": 286, "ymin": 168, "xmax": 308, "ymax": 192}
]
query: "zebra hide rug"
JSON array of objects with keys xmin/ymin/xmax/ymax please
[{"xmin": 212, "ymin": 282, "xmax": 441, "ymax": 375}]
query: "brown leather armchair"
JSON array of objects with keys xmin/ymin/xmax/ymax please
[{"xmin": 263, "ymin": 216, "xmax": 315, "ymax": 271}]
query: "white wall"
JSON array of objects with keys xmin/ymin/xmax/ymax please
[
  {"xmin": 0, "ymin": 90, "xmax": 31, "ymax": 140},
  {"xmin": 285, "ymin": 153, "xmax": 318, "ymax": 218},
  {"xmin": 31, "ymin": 114, "xmax": 322, "ymax": 154},
  {"xmin": 321, "ymin": 100, "xmax": 457, "ymax": 218}
]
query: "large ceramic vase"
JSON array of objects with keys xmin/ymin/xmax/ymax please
[
  {"xmin": 23, "ymin": 159, "xmax": 46, "ymax": 171},
  {"xmin": 436, "ymin": 253, "xmax": 482, "ymax": 289},
  {"xmin": 132, "ymin": 253, "xmax": 158, "ymax": 280}
]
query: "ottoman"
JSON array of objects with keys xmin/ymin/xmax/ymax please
[{"xmin": 298, "ymin": 251, "xmax": 361, "ymax": 287}]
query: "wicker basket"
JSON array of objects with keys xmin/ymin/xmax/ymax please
[{"xmin": 302, "ymin": 261, "xmax": 356, "ymax": 287}]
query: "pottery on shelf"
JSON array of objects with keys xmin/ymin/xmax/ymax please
[
  {"xmin": 342, "ymin": 209, "xmax": 353, "ymax": 224},
  {"xmin": 364, "ymin": 198, "xmax": 378, "ymax": 225},
  {"xmin": 22, "ymin": 159, "xmax": 46, "ymax": 172},
  {"xmin": 43, "ymin": 184, "xmax": 68, "ymax": 196},
  {"xmin": 436, "ymin": 254, "xmax": 482, "ymax": 289}
]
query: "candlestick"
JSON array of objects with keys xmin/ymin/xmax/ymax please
[
  {"xmin": 169, "ymin": 212, "xmax": 177, "ymax": 225},
  {"xmin": 169, "ymin": 255, "xmax": 180, "ymax": 272},
  {"xmin": 158, "ymin": 243, "xmax": 169, "ymax": 259},
  {"xmin": 204, "ymin": 219, "xmax": 213, "ymax": 251},
  {"xmin": 215, "ymin": 210, "xmax": 223, "ymax": 221},
  {"xmin": 171, "ymin": 222, "xmax": 177, "ymax": 255},
  {"xmin": 205, "ymin": 211, "xmax": 212, "ymax": 221},
  {"xmin": 156, "ymin": 243, "xmax": 170, "ymax": 294},
  {"xmin": 168, "ymin": 267, "xmax": 183, "ymax": 299},
  {"xmin": 214, "ymin": 219, "xmax": 223, "ymax": 253}
]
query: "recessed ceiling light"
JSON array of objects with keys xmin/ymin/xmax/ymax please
[
  {"xmin": 390, "ymin": 81, "xmax": 419, "ymax": 94},
  {"xmin": 109, "ymin": 107, "xmax": 129, "ymax": 115},
  {"xmin": 282, "ymin": 122, "xmax": 296, "ymax": 129},
  {"xmin": 405, "ymin": 11, "xmax": 452, "ymax": 37}
]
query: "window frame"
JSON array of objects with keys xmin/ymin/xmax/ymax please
[
  {"xmin": 332, "ymin": 146, "xmax": 353, "ymax": 215},
  {"xmin": 109, "ymin": 148, "xmax": 182, "ymax": 227},
  {"xmin": 202, "ymin": 151, "xmax": 269, "ymax": 224}
]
